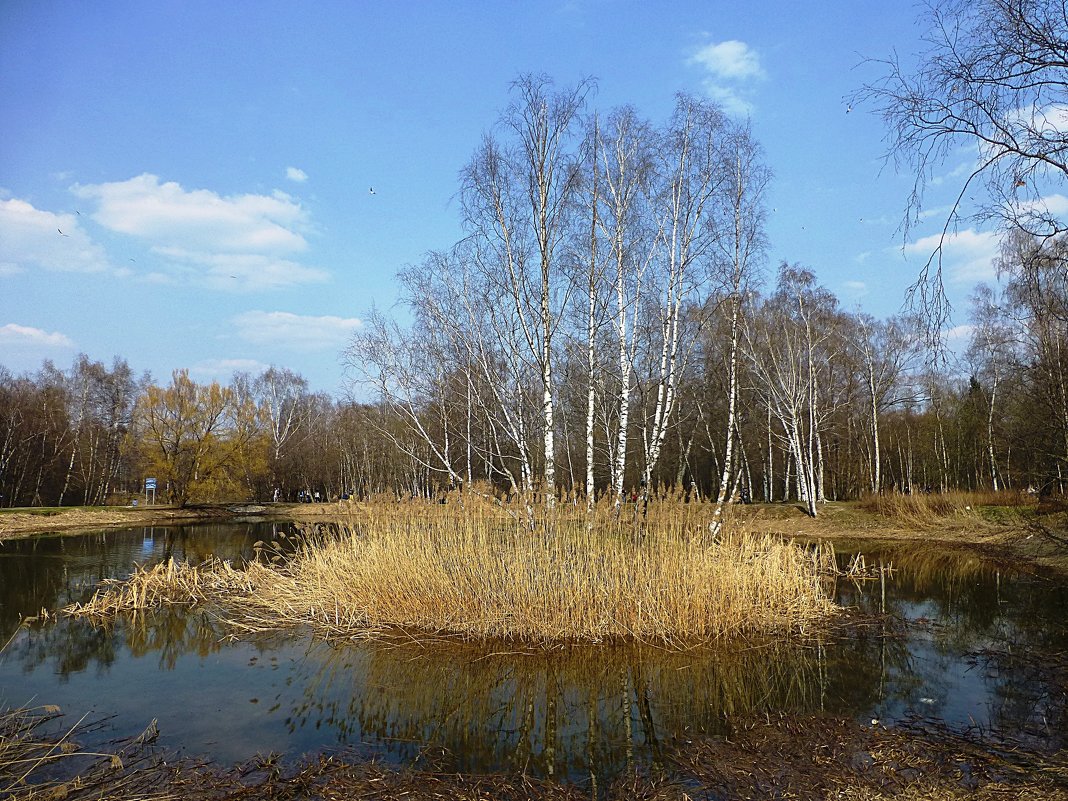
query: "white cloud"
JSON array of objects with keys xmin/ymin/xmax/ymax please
[
  {"xmin": 73, "ymin": 174, "xmax": 309, "ymax": 253},
  {"xmin": 690, "ymin": 40, "xmax": 764, "ymax": 81},
  {"xmin": 1020, "ymin": 192, "xmax": 1068, "ymax": 217},
  {"xmin": 688, "ymin": 39, "xmax": 764, "ymax": 116},
  {"xmin": 70, "ymin": 173, "xmax": 325, "ymax": 290},
  {"xmin": 843, "ymin": 279, "xmax": 869, "ymax": 296},
  {"xmin": 930, "ymin": 161, "xmax": 972, "ymax": 187},
  {"xmin": 286, "ymin": 166, "xmax": 308, "ymax": 183},
  {"xmin": 0, "ymin": 198, "xmax": 114, "ymax": 274},
  {"xmin": 903, "ymin": 228, "xmax": 1001, "ymax": 284},
  {"xmin": 1008, "ymin": 103, "xmax": 1068, "ymax": 135},
  {"xmin": 233, "ymin": 310, "xmax": 362, "ymax": 351},
  {"xmin": 0, "ymin": 322, "xmax": 75, "ymax": 348},
  {"xmin": 153, "ymin": 248, "xmax": 329, "ymax": 291},
  {"xmin": 917, "ymin": 204, "xmax": 955, "ymax": 221},
  {"xmin": 944, "ymin": 323, "xmax": 974, "ymax": 344},
  {"xmin": 702, "ymin": 84, "xmax": 754, "ymax": 117}
]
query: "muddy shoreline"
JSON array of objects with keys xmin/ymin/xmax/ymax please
[{"xmin": 6, "ymin": 705, "xmax": 1066, "ymax": 801}]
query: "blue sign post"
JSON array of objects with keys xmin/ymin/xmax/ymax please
[{"xmin": 144, "ymin": 477, "xmax": 157, "ymax": 505}]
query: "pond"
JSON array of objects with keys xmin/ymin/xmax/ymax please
[{"xmin": 1, "ymin": 522, "xmax": 1066, "ymax": 786}]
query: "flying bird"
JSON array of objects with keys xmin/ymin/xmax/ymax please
[
  {"xmin": 57, "ymin": 228, "xmax": 68, "ymax": 236},
  {"xmin": 369, "ymin": 187, "xmax": 376, "ymax": 195}
]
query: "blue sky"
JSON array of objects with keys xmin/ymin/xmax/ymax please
[{"xmin": 0, "ymin": 1, "xmax": 997, "ymax": 394}]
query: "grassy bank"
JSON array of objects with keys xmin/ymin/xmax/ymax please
[
  {"xmin": 70, "ymin": 503, "xmax": 838, "ymax": 646},
  {"xmin": 0, "ymin": 503, "xmax": 280, "ymax": 540}
]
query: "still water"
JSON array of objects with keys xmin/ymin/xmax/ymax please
[{"xmin": 1, "ymin": 523, "xmax": 1066, "ymax": 782}]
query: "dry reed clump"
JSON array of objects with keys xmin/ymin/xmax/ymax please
[
  {"xmin": 227, "ymin": 504, "xmax": 838, "ymax": 646},
  {"xmin": 67, "ymin": 503, "xmax": 839, "ymax": 647},
  {"xmin": 67, "ymin": 557, "xmax": 255, "ymax": 618}
]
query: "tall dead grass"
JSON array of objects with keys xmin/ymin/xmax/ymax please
[
  {"xmin": 857, "ymin": 489, "xmax": 1030, "ymax": 528},
  {"xmin": 70, "ymin": 502, "xmax": 838, "ymax": 647}
]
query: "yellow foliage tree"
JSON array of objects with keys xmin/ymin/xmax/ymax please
[{"xmin": 136, "ymin": 370, "xmax": 241, "ymax": 505}]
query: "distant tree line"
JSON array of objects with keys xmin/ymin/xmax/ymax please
[
  {"xmin": 1, "ymin": 234, "xmax": 1064, "ymax": 511},
  {"xmin": 0, "ymin": 361, "xmax": 410, "ymax": 507}
]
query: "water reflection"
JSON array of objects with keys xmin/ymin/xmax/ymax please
[
  {"xmin": 1, "ymin": 525, "xmax": 1066, "ymax": 780},
  {"xmin": 282, "ymin": 637, "xmax": 842, "ymax": 780},
  {"xmin": 0, "ymin": 522, "xmax": 297, "ymax": 640},
  {"xmin": 831, "ymin": 542, "xmax": 1068, "ymax": 745}
]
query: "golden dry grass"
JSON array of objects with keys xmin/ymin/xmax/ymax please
[
  {"xmin": 856, "ymin": 489, "xmax": 1029, "ymax": 529},
  {"xmin": 66, "ymin": 557, "xmax": 255, "ymax": 618},
  {"xmin": 69, "ymin": 501, "xmax": 839, "ymax": 647}
]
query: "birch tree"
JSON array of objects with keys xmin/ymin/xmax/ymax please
[
  {"xmin": 460, "ymin": 74, "xmax": 592, "ymax": 507},
  {"xmin": 850, "ymin": 314, "xmax": 919, "ymax": 494},
  {"xmin": 967, "ymin": 285, "xmax": 1016, "ymax": 490},
  {"xmin": 709, "ymin": 122, "xmax": 769, "ymax": 531},
  {"xmin": 596, "ymin": 105, "xmax": 656, "ymax": 506},
  {"xmin": 637, "ymin": 94, "xmax": 727, "ymax": 491},
  {"xmin": 745, "ymin": 267, "xmax": 840, "ymax": 516}
]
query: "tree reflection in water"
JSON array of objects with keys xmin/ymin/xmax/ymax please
[{"xmin": 280, "ymin": 635, "xmax": 843, "ymax": 782}]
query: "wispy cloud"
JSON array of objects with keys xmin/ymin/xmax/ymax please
[
  {"xmin": 153, "ymin": 248, "xmax": 328, "ymax": 291},
  {"xmin": 233, "ymin": 310, "xmax": 362, "ymax": 351},
  {"xmin": 930, "ymin": 161, "xmax": 972, "ymax": 187},
  {"xmin": 688, "ymin": 39, "xmax": 764, "ymax": 115},
  {"xmin": 843, "ymin": 279, "xmax": 869, "ymax": 297},
  {"xmin": 0, "ymin": 322, "xmax": 75, "ymax": 348},
  {"xmin": 1019, "ymin": 192, "xmax": 1068, "ymax": 217},
  {"xmin": 286, "ymin": 166, "xmax": 308, "ymax": 183},
  {"xmin": 917, "ymin": 204, "xmax": 955, "ymax": 221},
  {"xmin": 190, "ymin": 358, "xmax": 270, "ymax": 381},
  {"xmin": 0, "ymin": 198, "xmax": 114, "ymax": 275},
  {"xmin": 72, "ymin": 174, "xmax": 325, "ymax": 290},
  {"xmin": 903, "ymin": 228, "xmax": 1001, "ymax": 284}
]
